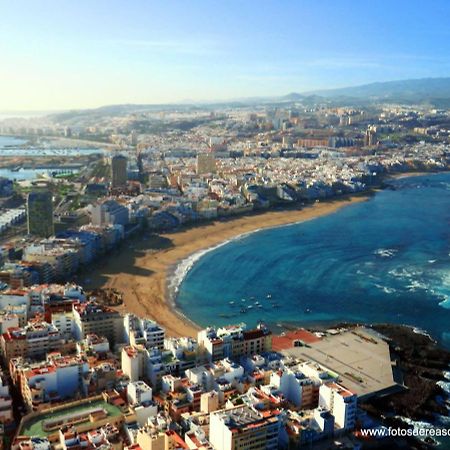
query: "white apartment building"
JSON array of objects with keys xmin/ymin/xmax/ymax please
[{"xmin": 318, "ymin": 382, "xmax": 357, "ymax": 431}]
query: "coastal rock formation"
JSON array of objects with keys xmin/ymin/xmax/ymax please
[{"xmin": 367, "ymin": 324, "xmax": 450, "ymax": 421}]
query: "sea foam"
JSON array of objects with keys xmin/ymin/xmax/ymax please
[{"xmin": 168, "ymin": 228, "xmax": 263, "ymax": 298}]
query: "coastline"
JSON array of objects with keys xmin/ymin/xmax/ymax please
[{"xmin": 87, "ymin": 192, "xmax": 371, "ymax": 337}]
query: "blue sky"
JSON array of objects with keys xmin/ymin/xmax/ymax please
[{"xmin": 1, "ymin": 0, "xmax": 449, "ymax": 110}]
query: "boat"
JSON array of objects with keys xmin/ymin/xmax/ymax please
[
  {"xmin": 267, "ymin": 294, "xmax": 272, "ymax": 298},
  {"xmin": 240, "ymin": 308, "xmax": 247, "ymax": 314}
]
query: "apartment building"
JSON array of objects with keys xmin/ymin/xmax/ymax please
[
  {"xmin": 318, "ymin": 382, "xmax": 357, "ymax": 431},
  {"xmin": 210, "ymin": 405, "xmax": 280, "ymax": 450},
  {"xmin": 72, "ymin": 302, "xmax": 124, "ymax": 346},
  {"xmin": 1, "ymin": 321, "xmax": 73, "ymax": 362}
]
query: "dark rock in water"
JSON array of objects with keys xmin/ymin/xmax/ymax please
[
  {"xmin": 356, "ymin": 324, "xmax": 450, "ymax": 449},
  {"xmin": 366, "ymin": 324, "xmax": 450, "ymax": 421}
]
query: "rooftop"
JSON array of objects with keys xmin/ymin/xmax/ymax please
[
  {"xmin": 282, "ymin": 327, "xmax": 400, "ymax": 399},
  {"xmin": 19, "ymin": 399, "xmax": 123, "ymax": 438}
]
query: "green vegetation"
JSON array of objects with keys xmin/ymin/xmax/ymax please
[
  {"xmin": 20, "ymin": 400, "xmax": 122, "ymax": 437},
  {"xmin": 54, "ymin": 172, "xmax": 79, "ymax": 181}
]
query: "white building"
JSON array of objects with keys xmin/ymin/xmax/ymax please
[
  {"xmin": 127, "ymin": 380, "xmax": 157, "ymax": 427},
  {"xmin": 318, "ymin": 382, "xmax": 357, "ymax": 431},
  {"xmin": 50, "ymin": 310, "xmax": 74, "ymax": 337},
  {"xmin": 200, "ymin": 391, "xmax": 219, "ymax": 413},
  {"xmin": 210, "ymin": 405, "xmax": 280, "ymax": 450},
  {"xmin": 121, "ymin": 345, "xmax": 147, "ymax": 382},
  {"xmin": 19, "ymin": 354, "xmax": 89, "ymax": 410},
  {"xmin": 127, "ymin": 380, "xmax": 153, "ymax": 404}
]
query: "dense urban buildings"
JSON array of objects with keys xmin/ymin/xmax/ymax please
[
  {"xmin": 0, "ymin": 275, "xmax": 409, "ymax": 450},
  {"xmin": 0, "ymin": 89, "xmax": 449, "ymax": 449},
  {"xmin": 0, "ymin": 280, "xmax": 395, "ymax": 447}
]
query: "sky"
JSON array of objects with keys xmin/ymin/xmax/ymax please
[{"xmin": 1, "ymin": 0, "xmax": 449, "ymax": 111}]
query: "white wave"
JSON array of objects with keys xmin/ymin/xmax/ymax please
[
  {"xmin": 406, "ymin": 280, "xmax": 428, "ymax": 291},
  {"xmin": 438, "ymin": 297, "xmax": 450, "ymax": 309},
  {"xmin": 399, "ymin": 416, "xmax": 433, "ymax": 428},
  {"xmin": 387, "ymin": 267, "xmax": 429, "ymax": 292},
  {"xmin": 374, "ymin": 248, "xmax": 398, "ymax": 258},
  {"xmin": 373, "ymin": 283, "xmax": 397, "ymax": 294},
  {"xmin": 412, "ymin": 327, "xmax": 433, "ymax": 340},
  {"xmin": 437, "ymin": 380, "xmax": 450, "ymax": 395},
  {"xmin": 388, "ymin": 267, "xmax": 412, "ymax": 279},
  {"xmin": 168, "ymin": 227, "xmax": 265, "ymax": 298},
  {"xmin": 168, "ymin": 241, "xmax": 229, "ymax": 296},
  {"xmin": 382, "ymin": 286, "xmax": 396, "ymax": 294},
  {"xmin": 428, "ymin": 259, "xmax": 437, "ymax": 264},
  {"xmin": 167, "ymin": 213, "xmax": 340, "ymax": 299}
]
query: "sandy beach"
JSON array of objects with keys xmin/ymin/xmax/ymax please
[{"xmin": 88, "ymin": 193, "xmax": 371, "ymax": 338}]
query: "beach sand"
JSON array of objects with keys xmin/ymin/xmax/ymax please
[{"xmin": 87, "ymin": 194, "xmax": 370, "ymax": 338}]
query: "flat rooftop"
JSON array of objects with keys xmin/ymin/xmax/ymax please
[
  {"xmin": 19, "ymin": 399, "xmax": 123, "ymax": 438},
  {"xmin": 282, "ymin": 327, "xmax": 402, "ymax": 399}
]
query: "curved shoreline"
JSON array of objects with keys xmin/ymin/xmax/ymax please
[{"xmin": 88, "ymin": 192, "xmax": 371, "ymax": 337}]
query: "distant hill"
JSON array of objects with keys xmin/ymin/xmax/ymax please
[
  {"xmin": 301, "ymin": 77, "xmax": 450, "ymax": 106},
  {"xmin": 47, "ymin": 77, "xmax": 450, "ymax": 124}
]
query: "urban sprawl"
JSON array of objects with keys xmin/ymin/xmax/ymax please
[{"xmin": 0, "ymin": 101, "xmax": 449, "ymax": 449}]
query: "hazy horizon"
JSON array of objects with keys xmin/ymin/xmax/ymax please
[{"xmin": 1, "ymin": 0, "xmax": 450, "ymax": 111}]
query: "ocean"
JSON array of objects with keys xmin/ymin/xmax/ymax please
[{"xmin": 175, "ymin": 172, "xmax": 450, "ymax": 349}]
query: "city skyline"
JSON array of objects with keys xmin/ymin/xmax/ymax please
[{"xmin": 1, "ymin": 0, "xmax": 450, "ymax": 111}]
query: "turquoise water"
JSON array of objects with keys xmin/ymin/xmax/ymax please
[{"xmin": 176, "ymin": 173, "xmax": 450, "ymax": 349}]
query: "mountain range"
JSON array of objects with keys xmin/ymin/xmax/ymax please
[{"xmin": 48, "ymin": 77, "xmax": 450, "ymax": 123}]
